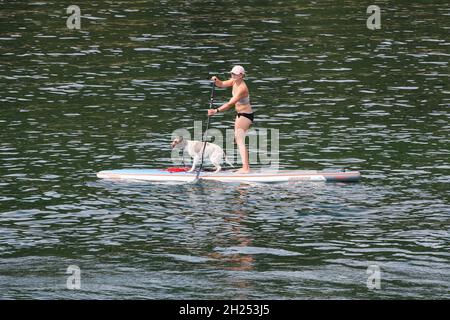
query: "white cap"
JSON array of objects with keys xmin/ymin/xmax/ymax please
[{"xmin": 230, "ymin": 65, "xmax": 246, "ymax": 75}]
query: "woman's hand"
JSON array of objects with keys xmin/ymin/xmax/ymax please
[
  {"xmin": 211, "ymin": 76, "xmax": 218, "ymax": 83},
  {"xmin": 208, "ymin": 109, "xmax": 218, "ymax": 116}
]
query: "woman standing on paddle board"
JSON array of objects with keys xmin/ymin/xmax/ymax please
[{"xmin": 208, "ymin": 65, "xmax": 254, "ymax": 174}]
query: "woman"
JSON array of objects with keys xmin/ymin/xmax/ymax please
[{"xmin": 208, "ymin": 65, "xmax": 254, "ymax": 174}]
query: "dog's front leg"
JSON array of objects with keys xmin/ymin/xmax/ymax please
[{"xmin": 187, "ymin": 156, "xmax": 198, "ymax": 172}]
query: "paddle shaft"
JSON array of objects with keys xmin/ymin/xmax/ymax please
[{"xmin": 196, "ymin": 82, "xmax": 215, "ymax": 180}]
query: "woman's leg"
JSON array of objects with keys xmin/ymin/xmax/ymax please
[{"xmin": 234, "ymin": 115, "xmax": 253, "ymax": 173}]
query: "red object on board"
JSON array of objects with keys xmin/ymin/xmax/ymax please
[{"xmin": 164, "ymin": 167, "xmax": 190, "ymax": 173}]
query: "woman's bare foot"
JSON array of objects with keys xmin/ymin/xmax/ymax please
[{"xmin": 235, "ymin": 167, "xmax": 250, "ymax": 174}]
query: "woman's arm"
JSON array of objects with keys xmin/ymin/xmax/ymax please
[
  {"xmin": 208, "ymin": 88, "xmax": 247, "ymax": 116},
  {"xmin": 216, "ymin": 88, "xmax": 247, "ymax": 112},
  {"xmin": 211, "ymin": 76, "xmax": 234, "ymax": 88}
]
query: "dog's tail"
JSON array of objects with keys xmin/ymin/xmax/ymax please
[{"xmin": 223, "ymin": 152, "xmax": 234, "ymax": 168}]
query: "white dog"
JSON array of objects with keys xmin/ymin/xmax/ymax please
[{"xmin": 171, "ymin": 136, "xmax": 233, "ymax": 173}]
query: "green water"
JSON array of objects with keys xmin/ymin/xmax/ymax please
[{"xmin": 0, "ymin": 0, "xmax": 449, "ymax": 299}]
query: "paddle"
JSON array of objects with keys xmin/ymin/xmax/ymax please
[{"xmin": 195, "ymin": 81, "xmax": 216, "ymax": 181}]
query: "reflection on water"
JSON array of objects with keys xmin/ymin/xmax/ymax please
[{"xmin": 0, "ymin": 0, "xmax": 449, "ymax": 299}]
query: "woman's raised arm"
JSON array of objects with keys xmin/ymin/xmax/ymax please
[{"xmin": 211, "ymin": 76, "xmax": 234, "ymax": 88}]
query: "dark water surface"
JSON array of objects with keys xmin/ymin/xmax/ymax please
[{"xmin": 0, "ymin": 0, "xmax": 449, "ymax": 299}]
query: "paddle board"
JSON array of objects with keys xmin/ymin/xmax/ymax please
[{"xmin": 96, "ymin": 169, "xmax": 361, "ymax": 183}]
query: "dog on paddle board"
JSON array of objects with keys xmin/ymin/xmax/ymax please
[{"xmin": 171, "ymin": 136, "xmax": 233, "ymax": 173}]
